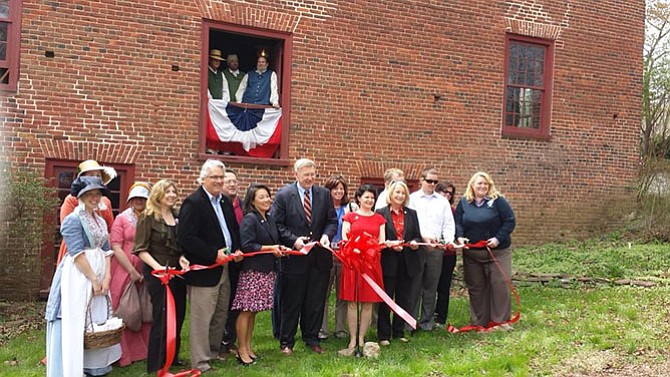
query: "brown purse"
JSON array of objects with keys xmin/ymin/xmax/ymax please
[
  {"xmin": 138, "ymin": 282, "xmax": 153, "ymax": 323},
  {"xmin": 115, "ymin": 282, "xmax": 142, "ymax": 331}
]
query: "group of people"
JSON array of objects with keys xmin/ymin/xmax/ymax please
[
  {"xmin": 45, "ymin": 157, "xmax": 516, "ymax": 376},
  {"xmin": 207, "ymin": 49, "xmax": 280, "ymax": 108}
]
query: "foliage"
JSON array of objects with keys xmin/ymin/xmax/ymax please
[
  {"xmin": 2, "ymin": 242, "xmax": 670, "ymax": 376},
  {"xmin": 0, "ymin": 170, "xmax": 59, "ymax": 300},
  {"xmin": 643, "ymin": 0, "xmax": 670, "ymax": 158}
]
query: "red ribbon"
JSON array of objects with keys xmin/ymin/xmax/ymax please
[
  {"xmin": 150, "ymin": 246, "xmax": 313, "ymax": 376},
  {"xmin": 445, "ymin": 240, "xmax": 522, "ymax": 333},
  {"xmin": 328, "ymin": 234, "xmax": 418, "ymax": 330}
]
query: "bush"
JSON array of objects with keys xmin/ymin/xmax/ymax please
[{"xmin": 0, "ymin": 170, "xmax": 59, "ymax": 300}]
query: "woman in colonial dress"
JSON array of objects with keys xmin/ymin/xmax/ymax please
[
  {"xmin": 45, "ymin": 176, "xmax": 121, "ymax": 377},
  {"xmin": 56, "ymin": 160, "xmax": 116, "ymax": 265},
  {"xmin": 337, "ymin": 184, "xmax": 386, "ymax": 356},
  {"xmin": 109, "ymin": 182, "xmax": 152, "ymax": 366}
]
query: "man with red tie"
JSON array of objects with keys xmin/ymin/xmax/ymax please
[{"xmin": 271, "ymin": 158, "xmax": 338, "ymax": 355}]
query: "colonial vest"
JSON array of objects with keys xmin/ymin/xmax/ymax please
[
  {"xmin": 208, "ymin": 69, "xmax": 224, "ymax": 99},
  {"xmin": 223, "ymin": 69, "xmax": 245, "ymax": 102},
  {"xmin": 242, "ymin": 69, "xmax": 272, "ymax": 105}
]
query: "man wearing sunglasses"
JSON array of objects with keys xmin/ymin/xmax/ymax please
[{"xmin": 408, "ymin": 168, "xmax": 455, "ymax": 332}]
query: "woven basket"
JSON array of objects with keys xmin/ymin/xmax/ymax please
[{"xmin": 84, "ymin": 295, "xmax": 125, "ymax": 350}]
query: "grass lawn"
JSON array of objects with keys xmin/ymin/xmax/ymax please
[{"xmin": 2, "ymin": 240, "xmax": 670, "ymax": 376}]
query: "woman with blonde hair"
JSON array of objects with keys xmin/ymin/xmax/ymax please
[
  {"xmin": 376, "ymin": 180, "xmax": 421, "ymax": 345},
  {"xmin": 133, "ymin": 179, "xmax": 190, "ymax": 373},
  {"xmin": 455, "ymin": 172, "xmax": 516, "ymax": 329}
]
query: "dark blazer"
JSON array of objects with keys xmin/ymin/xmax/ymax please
[
  {"xmin": 240, "ymin": 211, "xmax": 280, "ymax": 273},
  {"xmin": 178, "ymin": 186, "xmax": 241, "ymax": 286},
  {"xmin": 377, "ymin": 206, "xmax": 422, "ymax": 278},
  {"xmin": 271, "ymin": 183, "xmax": 338, "ymax": 274}
]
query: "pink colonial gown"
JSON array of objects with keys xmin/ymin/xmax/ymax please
[{"xmin": 109, "ymin": 208, "xmax": 151, "ymax": 366}]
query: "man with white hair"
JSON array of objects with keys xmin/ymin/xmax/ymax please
[
  {"xmin": 179, "ymin": 159, "xmax": 242, "ymax": 373},
  {"xmin": 272, "ymin": 158, "xmax": 338, "ymax": 355}
]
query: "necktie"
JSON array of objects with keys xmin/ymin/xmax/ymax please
[
  {"xmin": 304, "ymin": 190, "xmax": 312, "ymax": 224},
  {"xmin": 212, "ymin": 196, "xmax": 232, "ymax": 249}
]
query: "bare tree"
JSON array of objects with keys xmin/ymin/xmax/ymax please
[{"xmin": 643, "ymin": 0, "xmax": 670, "ymax": 157}]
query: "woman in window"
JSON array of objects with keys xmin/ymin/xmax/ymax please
[
  {"xmin": 133, "ymin": 180, "xmax": 189, "ymax": 373},
  {"xmin": 232, "ymin": 184, "xmax": 285, "ymax": 365},
  {"xmin": 45, "ymin": 176, "xmax": 121, "ymax": 377},
  {"xmin": 455, "ymin": 172, "xmax": 516, "ymax": 330}
]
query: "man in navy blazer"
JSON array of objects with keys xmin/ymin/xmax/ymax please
[
  {"xmin": 179, "ymin": 159, "xmax": 242, "ymax": 373},
  {"xmin": 272, "ymin": 158, "xmax": 337, "ymax": 355}
]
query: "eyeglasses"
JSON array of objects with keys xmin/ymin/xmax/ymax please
[
  {"xmin": 424, "ymin": 179, "xmax": 438, "ymax": 184},
  {"xmin": 207, "ymin": 175, "xmax": 225, "ymax": 181}
]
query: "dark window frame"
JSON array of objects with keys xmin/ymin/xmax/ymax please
[
  {"xmin": 0, "ymin": 0, "xmax": 22, "ymax": 91},
  {"xmin": 199, "ymin": 19, "xmax": 292, "ymax": 166},
  {"xmin": 502, "ymin": 34, "xmax": 554, "ymax": 140}
]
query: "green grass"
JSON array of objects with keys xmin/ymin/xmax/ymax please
[{"xmin": 2, "ymin": 241, "xmax": 670, "ymax": 376}]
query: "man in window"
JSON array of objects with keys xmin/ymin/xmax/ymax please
[
  {"xmin": 222, "ymin": 54, "xmax": 245, "ymax": 103},
  {"xmin": 208, "ymin": 49, "xmax": 226, "ymax": 99},
  {"xmin": 236, "ymin": 53, "xmax": 280, "ymax": 108}
]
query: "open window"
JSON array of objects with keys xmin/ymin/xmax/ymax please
[
  {"xmin": 0, "ymin": 0, "xmax": 21, "ymax": 91},
  {"xmin": 200, "ymin": 20, "xmax": 292, "ymax": 165},
  {"xmin": 502, "ymin": 34, "xmax": 554, "ymax": 140}
]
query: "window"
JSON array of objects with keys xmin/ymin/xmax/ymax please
[
  {"xmin": 200, "ymin": 20, "xmax": 292, "ymax": 165},
  {"xmin": 40, "ymin": 160, "xmax": 134, "ymax": 296},
  {"xmin": 0, "ymin": 0, "xmax": 21, "ymax": 91},
  {"xmin": 502, "ymin": 34, "xmax": 554, "ymax": 140}
]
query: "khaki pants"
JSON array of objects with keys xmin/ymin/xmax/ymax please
[
  {"xmin": 188, "ymin": 265, "xmax": 230, "ymax": 372},
  {"xmin": 463, "ymin": 247, "xmax": 512, "ymax": 326}
]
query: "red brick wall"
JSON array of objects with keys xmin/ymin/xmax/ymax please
[{"xmin": 0, "ymin": 0, "xmax": 643, "ymax": 299}]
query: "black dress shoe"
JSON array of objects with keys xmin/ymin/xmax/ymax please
[{"xmin": 171, "ymin": 359, "xmax": 186, "ymax": 367}]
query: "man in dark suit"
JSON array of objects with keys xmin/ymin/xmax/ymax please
[
  {"xmin": 272, "ymin": 158, "xmax": 337, "ymax": 355},
  {"xmin": 179, "ymin": 159, "xmax": 242, "ymax": 373}
]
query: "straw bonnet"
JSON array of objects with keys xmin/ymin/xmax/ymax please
[
  {"xmin": 209, "ymin": 49, "xmax": 226, "ymax": 61},
  {"xmin": 76, "ymin": 160, "xmax": 117, "ymax": 185},
  {"xmin": 71, "ymin": 176, "xmax": 109, "ymax": 198},
  {"xmin": 127, "ymin": 181, "xmax": 152, "ymax": 203}
]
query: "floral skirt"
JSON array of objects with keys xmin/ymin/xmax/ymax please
[{"xmin": 231, "ymin": 270, "xmax": 276, "ymax": 312}]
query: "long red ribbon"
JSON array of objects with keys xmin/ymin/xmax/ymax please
[
  {"xmin": 150, "ymin": 246, "xmax": 314, "ymax": 377},
  {"xmin": 445, "ymin": 240, "xmax": 522, "ymax": 333},
  {"xmin": 327, "ymin": 236, "xmax": 418, "ymax": 329}
]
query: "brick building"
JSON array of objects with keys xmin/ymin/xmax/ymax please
[{"xmin": 1, "ymin": 0, "xmax": 643, "ymax": 299}]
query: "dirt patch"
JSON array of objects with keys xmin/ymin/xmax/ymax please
[
  {"xmin": 0, "ymin": 300, "xmax": 45, "ymax": 346},
  {"xmin": 555, "ymin": 350, "xmax": 670, "ymax": 377}
]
